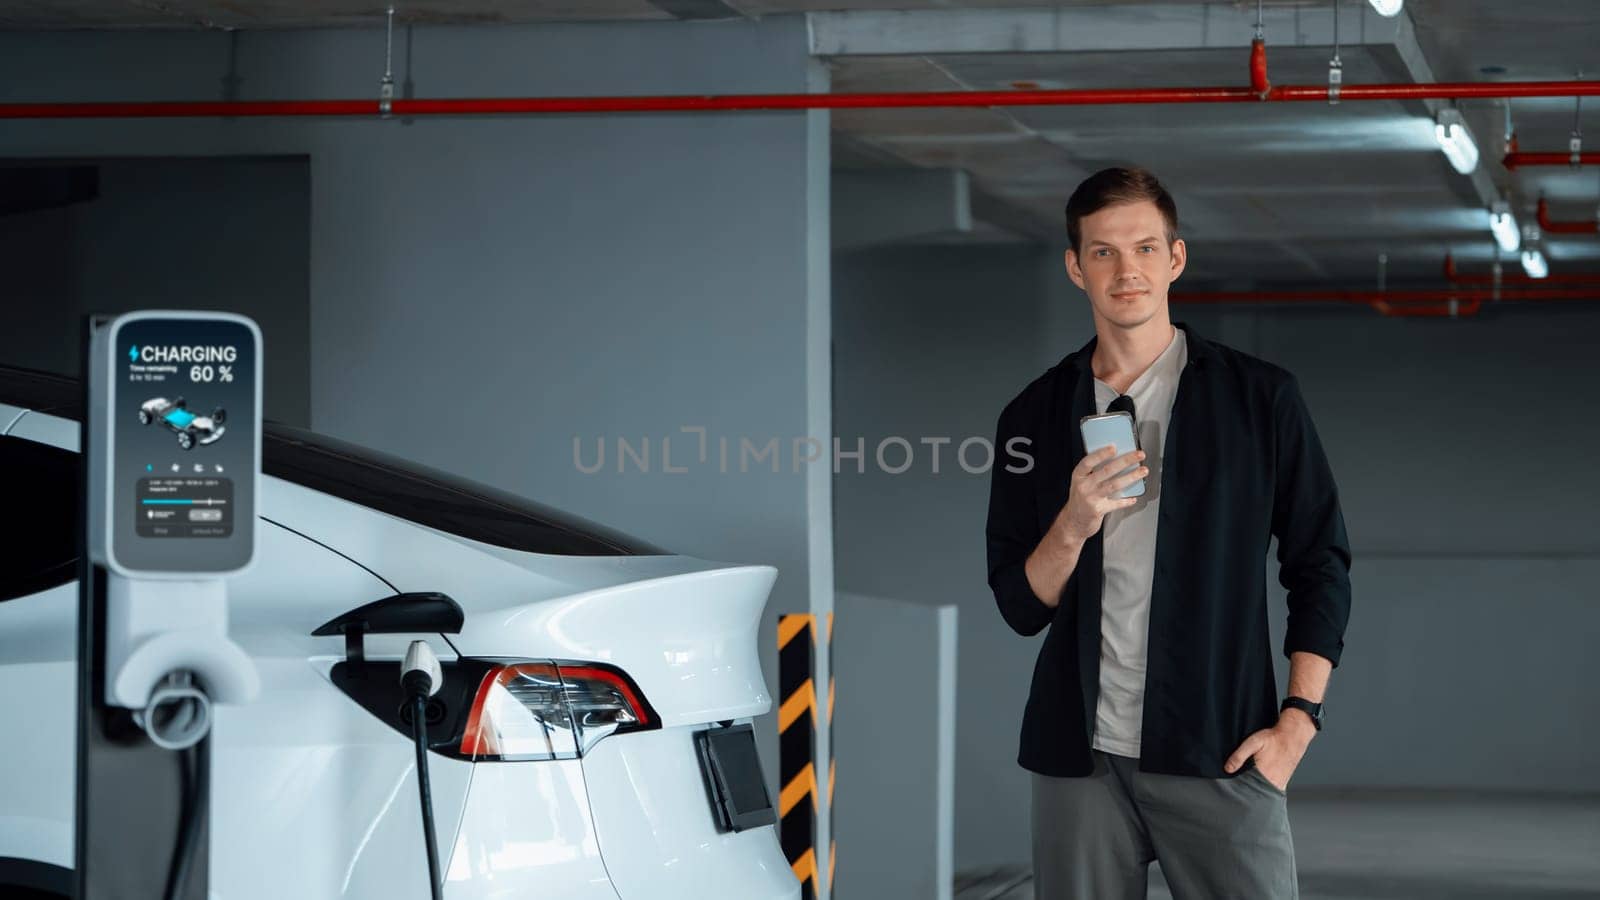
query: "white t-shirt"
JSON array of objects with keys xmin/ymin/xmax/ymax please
[{"xmin": 1089, "ymin": 325, "xmax": 1188, "ymax": 759}]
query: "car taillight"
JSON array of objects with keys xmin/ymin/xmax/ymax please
[{"xmin": 459, "ymin": 662, "xmax": 654, "ymax": 761}]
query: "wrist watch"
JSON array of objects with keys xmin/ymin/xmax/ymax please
[{"xmin": 1280, "ymin": 696, "xmax": 1324, "ymax": 731}]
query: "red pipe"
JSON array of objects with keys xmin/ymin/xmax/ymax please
[
  {"xmin": 1504, "ymin": 151, "xmax": 1600, "ymax": 169},
  {"xmin": 1182, "ymin": 257, "xmax": 1600, "ymax": 316},
  {"xmin": 1372, "ymin": 300, "xmax": 1483, "ymax": 318},
  {"xmin": 1442, "ymin": 253, "xmax": 1600, "ymax": 283},
  {"xmin": 1, "ymin": 80, "xmax": 1599, "ymax": 119},
  {"xmin": 1249, "ymin": 39, "xmax": 1270, "ymax": 98},
  {"xmin": 0, "ymin": 100, "xmax": 377, "ymax": 118},
  {"xmin": 1171, "ymin": 286, "xmax": 1599, "ymax": 305},
  {"xmin": 1536, "ymin": 197, "xmax": 1599, "ymax": 235},
  {"xmin": 1317, "ymin": 81, "xmax": 1600, "ymax": 101}
]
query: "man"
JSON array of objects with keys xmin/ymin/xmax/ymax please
[{"xmin": 984, "ymin": 167, "xmax": 1351, "ymax": 899}]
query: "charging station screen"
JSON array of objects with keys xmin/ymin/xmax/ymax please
[{"xmin": 111, "ymin": 317, "xmax": 257, "ymax": 574}]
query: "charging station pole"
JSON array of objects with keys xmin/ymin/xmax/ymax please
[{"xmin": 76, "ymin": 311, "xmax": 263, "ymax": 900}]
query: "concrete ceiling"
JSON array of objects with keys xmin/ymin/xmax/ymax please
[
  {"xmin": 0, "ymin": 0, "xmax": 1231, "ymax": 28},
  {"xmin": 2, "ymin": 0, "xmax": 1596, "ymax": 286},
  {"xmin": 820, "ymin": 1, "xmax": 1600, "ymax": 286}
]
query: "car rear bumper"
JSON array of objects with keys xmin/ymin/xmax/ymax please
[
  {"xmin": 444, "ymin": 726, "xmax": 798, "ymax": 900},
  {"xmin": 581, "ymin": 726, "xmax": 800, "ymax": 900},
  {"xmin": 445, "ymin": 759, "xmax": 621, "ymax": 899}
]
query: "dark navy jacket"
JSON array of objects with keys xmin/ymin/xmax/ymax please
[{"xmin": 985, "ymin": 321, "xmax": 1352, "ymax": 777}]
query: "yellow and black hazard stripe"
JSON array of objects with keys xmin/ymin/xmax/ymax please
[
  {"xmin": 826, "ymin": 612, "xmax": 835, "ymax": 896},
  {"xmin": 778, "ymin": 613, "xmax": 820, "ymax": 899}
]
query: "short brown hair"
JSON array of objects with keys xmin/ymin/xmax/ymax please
[{"xmin": 1064, "ymin": 167, "xmax": 1179, "ymax": 255}]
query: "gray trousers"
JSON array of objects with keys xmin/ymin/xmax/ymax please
[{"xmin": 1031, "ymin": 751, "xmax": 1298, "ymax": 900}]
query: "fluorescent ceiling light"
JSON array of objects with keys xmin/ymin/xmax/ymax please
[
  {"xmin": 1434, "ymin": 117, "xmax": 1480, "ymax": 174},
  {"xmin": 1520, "ymin": 248, "xmax": 1549, "ymax": 279},
  {"xmin": 1489, "ymin": 206, "xmax": 1520, "ymax": 253},
  {"xmin": 1369, "ymin": 0, "xmax": 1404, "ymax": 16}
]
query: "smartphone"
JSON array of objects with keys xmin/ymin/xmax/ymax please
[{"xmin": 1078, "ymin": 411, "xmax": 1145, "ymax": 499}]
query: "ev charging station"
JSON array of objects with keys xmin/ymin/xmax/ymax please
[{"xmin": 77, "ymin": 311, "xmax": 262, "ymax": 900}]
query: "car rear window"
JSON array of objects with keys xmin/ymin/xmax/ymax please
[
  {"xmin": 0, "ymin": 435, "xmax": 78, "ymax": 602},
  {"xmin": 1, "ymin": 366, "xmax": 665, "ymax": 558},
  {"xmin": 262, "ymin": 424, "xmax": 665, "ymax": 557}
]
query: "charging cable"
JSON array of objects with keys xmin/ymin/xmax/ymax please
[
  {"xmin": 402, "ymin": 641, "xmax": 445, "ymax": 900},
  {"xmin": 163, "ymin": 735, "xmax": 208, "ymax": 900},
  {"xmin": 130, "ymin": 670, "xmax": 212, "ymax": 900}
]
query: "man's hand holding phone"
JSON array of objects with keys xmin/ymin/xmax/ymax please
[
  {"xmin": 1054, "ymin": 444, "xmax": 1148, "ymax": 546},
  {"xmin": 1025, "ymin": 445, "xmax": 1148, "ymax": 609}
]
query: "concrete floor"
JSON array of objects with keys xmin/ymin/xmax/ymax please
[{"xmin": 954, "ymin": 788, "xmax": 1600, "ymax": 900}]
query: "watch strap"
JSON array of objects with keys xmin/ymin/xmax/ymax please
[{"xmin": 1280, "ymin": 696, "xmax": 1324, "ymax": 731}]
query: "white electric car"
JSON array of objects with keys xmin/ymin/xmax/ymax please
[{"xmin": 0, "ymin": 365, "xmax": 797, "ymax": 900}]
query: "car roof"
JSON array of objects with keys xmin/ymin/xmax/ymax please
[{"xmin": 1, "ymin": 364, "xmax": 665, "ymax": 558}]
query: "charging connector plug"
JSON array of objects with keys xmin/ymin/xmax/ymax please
[{"xmin": 402, "ymin": 640, "xmax": 445, "ymax": 900}]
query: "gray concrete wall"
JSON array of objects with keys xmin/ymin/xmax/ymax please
[
  {"xmin": 0, "ymin": 21, "xmax": 834, "ymax": 860},
  {"xmin": 1189, "ymin": 304, "xmax": 1600, "ymax": 793},
  {"xmin": 0, "ymin": 158, "xmax": 312, "ymax": 425},
  {"xmin": 832, "ymin": 245, "xmax": 1600, "ymax": 873},
  {"xmin": 832, "ymin": 594, "xmax": 956, "ymax": 900},
  {"xmin": 831, "ymin": 244, "xmax": 1073, "ymax": 872}
]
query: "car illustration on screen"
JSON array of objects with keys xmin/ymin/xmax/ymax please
[{"xmin": 138, "ymin": 396, "xmax": 226, "ymax": 450}]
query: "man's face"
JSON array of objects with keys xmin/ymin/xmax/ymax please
[{"xmin": 1065, "ymin": 200, "xmax": 1186, "ymax": 331}]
